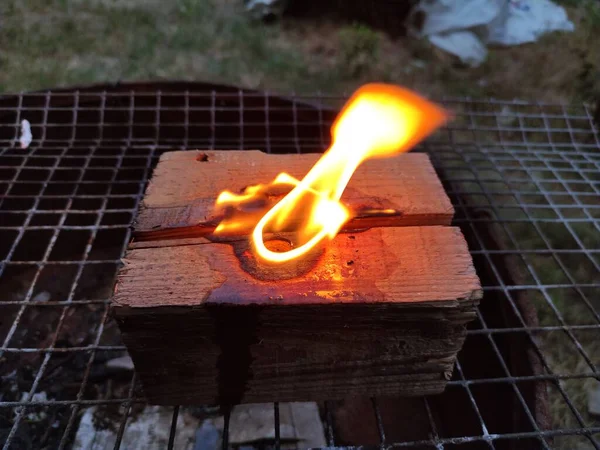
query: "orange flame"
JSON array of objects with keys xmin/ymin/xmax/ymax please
[{"xmin": 214, "ymin": 83, "xmax": 449, "ymax": 263}]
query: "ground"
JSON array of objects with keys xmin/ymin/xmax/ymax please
[{"xmin": 1, "ymin": 0, "xmax": 599, "ymax": 103}]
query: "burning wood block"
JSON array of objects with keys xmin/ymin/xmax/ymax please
[{"xmin": 112, "ymin": 149, "xmax": 481, "ymax": 405}]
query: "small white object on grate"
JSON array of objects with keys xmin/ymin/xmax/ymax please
[{"xmin": 19, "ymin": 119, "xmax": 32, "ymax": 149}]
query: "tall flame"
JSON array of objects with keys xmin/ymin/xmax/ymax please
[{"xmin": 214, "ymin": 83, "xmax": 449, "ymax": 263}]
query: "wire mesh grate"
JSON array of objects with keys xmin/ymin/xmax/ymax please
[{"xmin": 0, "ymin": 83, "xmax": 599, "ymax": 450}]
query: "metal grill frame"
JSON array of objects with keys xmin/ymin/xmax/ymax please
[{"xmin": 0, "ymin": 83, "xmax": 599, "ymax": 450}]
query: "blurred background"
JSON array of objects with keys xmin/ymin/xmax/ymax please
[{"xmin": 1, "ymin": 0, "xmax": 598, "ymax": 102}]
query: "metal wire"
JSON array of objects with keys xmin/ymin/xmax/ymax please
[{"xmin": 0, "ymin": 86, "xmax": 599, "ymax": 450}]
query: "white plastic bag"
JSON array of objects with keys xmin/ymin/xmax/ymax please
[
  {"xmin": 489, "ymin": 0, "xmax": 575, "ymax": 46},
  {"xmin": 415, "ymin": 0, "xmax": 575, "ymax": 66}
]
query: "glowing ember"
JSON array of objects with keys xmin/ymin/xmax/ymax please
[{"xmin": 213, "ymin": 83, "xmax": 449, "ymax": 263}]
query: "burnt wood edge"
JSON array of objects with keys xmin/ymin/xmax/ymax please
[{"xmin": 110, "ymin": 294, "xmax": 481, "ymax": 318}]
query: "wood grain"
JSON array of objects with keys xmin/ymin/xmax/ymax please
[
  {"xmin": 115, "ymin": 226, "xmax": 480, "ymax": 310},
  {"xmin": 112, "ymin": 149, "xmax": 481, "ymax": 405},
  {"xmin": 134, "ymin": 150, "xmax": 454, "ymax": 238}
]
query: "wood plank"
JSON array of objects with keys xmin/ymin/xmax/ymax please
[
  {"xmin": 113, "ymin": 226, "xmax": 481, "ymax": 405},
  {"xmin": 134, "ymin": 150, "xmax": 454, "ymax": 238},
  {"xmin": 114, "ymin": 226, "xmax": 480, "ymax": 310}
]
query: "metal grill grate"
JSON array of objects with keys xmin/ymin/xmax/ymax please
[{"xmin": 0, "ymin": 82, "xmax": 599, "ymax": 450}]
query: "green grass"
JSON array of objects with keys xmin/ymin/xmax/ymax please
[
  {"xmin": 1, "ymin": 0, "xmax": 598, "ymax": 101},
  {"xmin": 0, "ymin": 0, "xmax": 337, "ymax": 93},
  {"xmin": 337, "ymin": 24, "xmax": 381, "ymax": 77}
]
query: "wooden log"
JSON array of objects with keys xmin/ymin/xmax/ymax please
[{"xmin": 112, "ymin": 150, "xmax": 481, "ymax": 405}]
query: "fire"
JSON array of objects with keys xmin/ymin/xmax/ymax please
[{"xmin": 214, "ymin": 83, "xmax": 449, "ymax": 263}]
